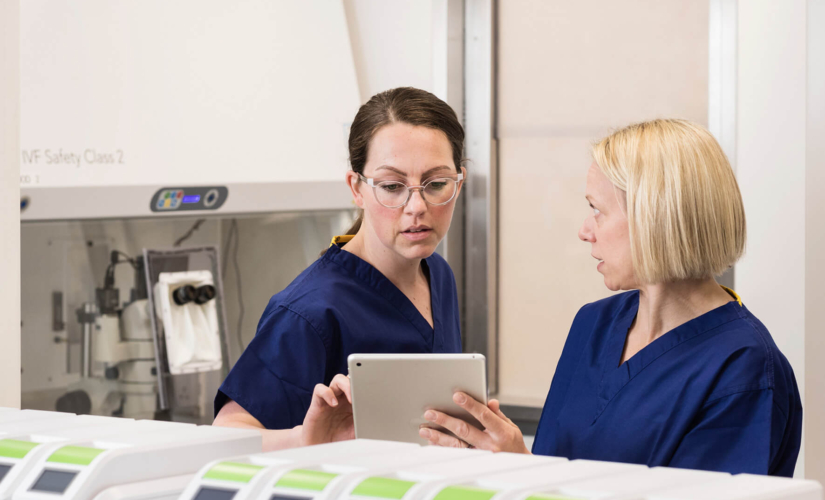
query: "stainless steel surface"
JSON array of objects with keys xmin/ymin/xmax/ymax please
[
  {"xmin": 80, "ymin": 302, "xmax": 96, "ymax": 379},
  {"xmin": 143, "ymin": 249, "xmax": 169, "ymax": 411},
  {"xmin": 709, "ymin": 0, "xmax": 738, "ymax": 171},
  {"xmin": 143, "ymin": 246, "xmax": 230, "ymax": 412},
  {"xmin": 709, "ymin": 0, "xmax": 737, "ymax": 291},
  {"xmin": 464, "ymin": 0, "xmax": 498, "ymax": 393},
  {"xmin": 435, "ymin": 0, "xmax": 467, "ymax": 338},
  {"xmin": 20, "ymin": 181, "xmax": 353, "ymax": 221},
  {"xmin": 82, "ymin": 323, "xmax": 91, "ymax": 378},
  {"xmin": 718, "ymin": 267, "xmax": 735, "ymax": 289},
  {"xmin": 52, "ymin": 291, "xmax": 64, "ymax": 331}
]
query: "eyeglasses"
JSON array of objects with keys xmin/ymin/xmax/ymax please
[{"xmin": 359, "ymin": 173, "xmax": 464, "ymax": 209}]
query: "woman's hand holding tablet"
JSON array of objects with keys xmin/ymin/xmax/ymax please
[
  {"xmin": 420, "ymin": 393, "xmax": 530, "ymax": 454},
  {"xmin": 300, "ymin": 356, "xmax": 528, "ymax": 453}
]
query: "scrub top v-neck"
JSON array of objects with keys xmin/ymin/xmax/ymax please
[
  {"xmin": 215, "ymin": 241, "xmax": 462, "ymax": 430},
  {"xmin": 532, "ymin": 289, "xmax": 802, "ymax": 477}
]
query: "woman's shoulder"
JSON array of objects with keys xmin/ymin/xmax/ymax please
[
  {"xmin": 424, "ymin": 251, "xmax": 456, "ymax": 282},
  {"xmin": 559, "ymin": 291, "xmax": 639, "ymax": 351},
  {"xmin": 254, "ymin": 253, "xmax": 366, "ymax": 344},
  {"xmin": 700, "ymin": 306, "xmax": 797, "ymax": 402},
  {"xmin": 268, "ymin": 252, "xmax": 359, "ymax": 311},
  {"xmin": 572, "ymin": 291, "xmax": 638, "ymax": 329},
  {"xmin": 578, "ymin": 291, "xmax": 637, "ymax": 313},
  {"xmin": 424, "ymin": 249, "xmax": 449, "ymax": 267}
]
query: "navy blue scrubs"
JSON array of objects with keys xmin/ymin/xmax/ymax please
[
  {"xmin": 533, "ymin": 289, "xmax": 802, "ymax": 477},
  {"xmin": 215, "ymin": 241, "xmax": 462, "ymax": 430}
]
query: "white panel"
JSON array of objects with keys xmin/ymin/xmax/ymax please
[
  {"xmin": 343, "ymin": 0, "xmax": 434, "ymax": 102},
  {"xmin": 20, "ymin": 1, "xmax": 361, "ymax": 189},
  {"xmin": 0, "ymin": 0, "xmax": 22, "ymax": 408},
  {"xmin": 498, "ymin": 136, "xmax": 610, "ymax": 399},
  {"xmin": 497, "ymin": 0, "xmax": 708, "ymax": 137},
  {"xmin": 806, "ymin": 0, "xmax": 825, "ymax": 484},
  {"xmin": 496, "ymin": 0, "xmax": 709, "ymax": 401},
  {"xmin": 735, "ymin": 0, "xmax": 807, "ymax": 477}
]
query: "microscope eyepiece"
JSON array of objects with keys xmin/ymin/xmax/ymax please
[
  {"xmin": 195, "ymin": 284, "xmax": 216, "ymax": 304},
  {"xmin": 172, "ymin": 284, "xmax": 198, "ymax": 305}
]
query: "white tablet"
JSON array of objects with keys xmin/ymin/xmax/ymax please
[{"xmin": 348, "ymin": 353, "xmax": 488, "ymax": 445}]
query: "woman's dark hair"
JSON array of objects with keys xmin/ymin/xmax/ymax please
[{"xmin": 342, "ymin": 87, "xmax": 465, "ymax": 236}]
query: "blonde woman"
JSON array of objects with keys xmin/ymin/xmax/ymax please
[{"xmin": 420, "ymin": 119, "xmax": 802, "ymax": 476}]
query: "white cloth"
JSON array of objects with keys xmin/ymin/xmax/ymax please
[{"xmin": 154, "ymin": 271, "xmax": 222, "ymax": 374}]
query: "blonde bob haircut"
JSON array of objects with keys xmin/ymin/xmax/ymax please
[{"xmin": 592, "ymin": 119, "xmax": 746, "ymax": 284}]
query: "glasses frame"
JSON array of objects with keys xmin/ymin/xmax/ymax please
[{"xmin": 358, "ymin": 172, "xmax": 465, "ymax": 209}]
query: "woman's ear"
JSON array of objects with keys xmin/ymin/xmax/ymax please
[{"xmin": 346, "ymin": 171, "xmax": 365, "ymax": 209}]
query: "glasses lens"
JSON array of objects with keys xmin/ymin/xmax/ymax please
[
  {"xmin": 375, "ymin": 182, "xmax": 409, "ymax": 208},
  {"xmin": 423, "ymin": 178, "xmax": 457, "ymax": 205}
]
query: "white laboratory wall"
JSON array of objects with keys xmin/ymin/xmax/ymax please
[
  {"xmin": 735, "ymin": 0, "xmax": 809, "ymax": 478},
  {"xmin": 343, "ymin": 0, "xmax": 435, "ymax": 102},
  {"xmin": 0, "ymin": 0, "xmax": 22, "ymax": 408}
]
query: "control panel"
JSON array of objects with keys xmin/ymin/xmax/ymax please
[{"xmin": 150, "ymin": 187, "xmax": 228, "ymax": 213}]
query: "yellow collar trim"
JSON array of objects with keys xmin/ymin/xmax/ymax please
[
  {"xmin": 721, "ymin": 285, "xmax": 743, "ymax": 306},
  {"xmin": 330, "ymin": 234, "xmax": 355, "ymax": 247}
]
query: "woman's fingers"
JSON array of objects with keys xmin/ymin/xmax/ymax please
[
  {"xmin": 310, "ymin": 374, "xmax": 352, "ymax": 409},
  {"xmin": 487, "ymin": 399, "xmax": 515, "ymax": 425},
  {"xmin": 312, "ymin": 383, "xmax": 338, "ymax": 407},
  {"xmin": 423, "ymin": 409, "xmax": 488, "ymax": 448},
  {"xmin": 418, "ymin": 427, "xmax": 470, "ymax": 448},
  {"xmin": 329, "ymin": 374, "xmax": 353, "ymax": 403},
  {"xmin": 452, "ymin": 392, "xmax": 508, "ymax": 435}
]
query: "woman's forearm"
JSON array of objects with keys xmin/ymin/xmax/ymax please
[
  {"xmin": 214, "ymin": 413, "xmax": 304, "ymax": 451},
  {"xmin": 261, "ymin": 426, "xmax": 303, "ymax": 451},
  {"xmin": 213, "ymin": 400, "xmax": 304, "ymax": 451}
]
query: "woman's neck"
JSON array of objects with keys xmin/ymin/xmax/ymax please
[
  {"xmin": 340, "ymin": 228, "xmax": 424, "ymax": 290},
  {"xmin": 632, "ymin": 277, "xmax": 734, "ymax": 345}
]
